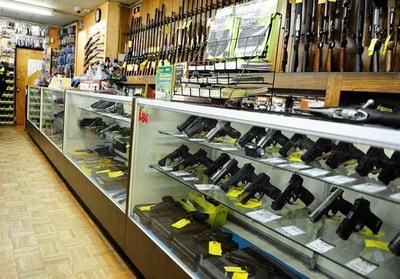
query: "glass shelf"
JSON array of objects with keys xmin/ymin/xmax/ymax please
[
  {"xmin": 159, "ymin": 130, "xmax": 400, "ymax": 206},
  {"xmin": 149, "ymin": 164, "xmax": 400, "ymax": 278},
  {"xmin": 78, "ymin": 107, "xmax": 131, "ymax": 123}
]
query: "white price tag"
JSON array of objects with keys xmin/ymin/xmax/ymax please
[
  {"xmin": 162, "ymin": 131, "xmax": 177, "ymax": 135},
  {"xmin": 188, "ymin": 138, "xmax": 205, "ymax": 142},
  {"xmin": 352, "ymin": 183, "xmax": 386, "ymax": 193},
  {"xmin": 300, "ymin": 168, "xmax": 330, "ymax": 177},
  {"xmin": 175, "ymin": 134, "xmax": 188, "ymax": 138},
  {"xmin": 171, "ymin": 171, "xmax": 191, "ymax": 177},
  {"xmin": 260, "ymin": 158, "xmax": 287, "ymax": 164},
  {"xmin": 276, "ymin": 226, "xmax": 306, "ymax": 236},
  {"xmin": 194, "ymin": 184, "xmax": 220, "ymax": 190},
  {"xmin": 345, "ymin": 258, "xmax": 378, "ymax": 276},
  {"xmin": 160, "ymin": 166, "xmax": 173, "ymax": 171},
  {"xmin": 390, "ymin": 192, "xmax": 400, "ymax": 201},
  {"xmin": 287, "ymin": 163, "xmax": 311, "ymax": 170},
  {"xmin": 306, "ymin": 238, "xmax": 335, "ymax": 254},
  {"xmin": 246, "ymin": 209, "xmax": 281, "ymax": 223},
  {"xmin": 323, "ymin": 175, "xmax": 357, "ymax": 185},
  {"xmin": 182, "ymin": 176, "xmax": 199, "ymax": 181},
  {"xmin": 219, "ymin": 147, "xmax": 240, "ymax": 151}
]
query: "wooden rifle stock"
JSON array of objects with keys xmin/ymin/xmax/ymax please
[
  {"xmin": 339, "ymin": 48, "xmax": 346, "ymax": 72},
  {"xmin": 313, "ymin": 48, "xmax": 321, "ymax": 72}
]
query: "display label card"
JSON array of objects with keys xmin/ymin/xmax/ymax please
[
  {"xmin": 389, "ymin": 192, "xmax": 400, "ymax": 201},
  {"xmin": 194, "ymin": 184, "xmax": 220, "ymax": 190},
  {"xmin": 246, "ymin": 209, "xmax": 281, "ymax": 223},
  {"xmin": 182, "ymin": 176, "xmax": 199, "ymax": 181},
  {"xmin": 322, "ymin": 175, "xmax": 357, "ymax": 185},
  {"xmin": 160, "ymin": 166, "xmax": 173, "ymax": 171},
  {"xmin": 280, "ymin": 163, "xmax": 310, "ymax": 170},
  {"xmin": 276, "ymin": 225, "xmax": 306, "ymax": 236},
  {"xmin": 345, "ymin": 258, "xmax": 378, "ymax": 276},
  {"xmin": 260, "ymin": 157, "xmax": 287, "ymax": 164},
  {"xmin": 306, "ymin": 238, "xmax": 335, "ymax": 254},
  {"xmin": 174, "ymin": 133, "xmax": 188, "ymax": 138},
  {"xmin": 352, "ymin": 183, "xmax": 386, "ymax": 193},
  {"xmin": 188, "ymin": 138, "xmax": 205, "ymax": 142},
  {"xmin": 171, "ymin": 171, "xmax": 191, "ymax": 177},
  {"xmin": 300, "ymin": 168, "xmax": 330, "ymax": 177}
]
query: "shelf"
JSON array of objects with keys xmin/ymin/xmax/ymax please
[
  {"xmin": 149, "ymin": 164, "xmax": 400, "ymax": 278},
  {"xmin": 79, "ymin": 107, "xmax": 131, "ymax": 123},
  {"xmin": 159, "ymin": 131, "xmax": 400, "ymax": 205},
  {"xmin": 138, "ymin": 99, "xmax": 400, "ymax": 150}
]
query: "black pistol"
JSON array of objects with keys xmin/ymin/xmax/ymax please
[
  {"xmin": 389, "ymin": 232, "xmax": 400, "ymax": 256},
  {"xmin": 355, "ymin": 147, "xmax": 389, "ymax": 176},
  {"xmin": 301, "ymin": 138, "xmax": 335, "ymax": 164},
  {"xmin": 158, "ymin": 144, "xmax": 191, "ymax": 166},
  {"xmin": 219, "ymin": 163, "xmax": 257, "ymax": 193},
  {"xmin": 308, "ymin": 188, "xmax": 353, "ymax": 223},
  {"xmin": 238, "ymin": 173, "xmax": 281, "ymax": 205},
  {"xmin": 210, "ymin": 159, "xmax": 240, "ymax": 184},
  {"xmin": 378, "ymin": 151, "xmax": 400, "ymax": 185},
  {"xmin": 279, "ymin": 133, "xmax": 314, "ymax": 158},
  {"xmin": 245, "ymin": 129, "xmax": 289, "ymax": 158},
  {"xmin": 271, "ymin": 174, "xmax": 315, "ymax": 211},
  {"xmin": 203, "ymin": 153, "xmax": 231, "ymax": 177},
  {"xmin": 205, "ymin": 120, "xmax": 241, "ymax": 142},
  {"xmin": 238, "ymin": 126, "xmax": 266, "ymax": 148},
  {"xmin": 336, "ymin": 198, "xmax": 383, "ymax": 240},
  {"xmin": 184, "ymin": 117, "xmax": 217, "ymax": 137},
  {"xmin": 172, "ymin": 148, "xmax": 209, "ymax": 171},
  {"xmin": 325, "ymin": 142, "xmax": 365, "ymax": 169},
  {"xmin": 177, "ymin": 115, "xmax": 197, "ymax": 132}
]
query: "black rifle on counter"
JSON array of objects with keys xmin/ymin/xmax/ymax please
[
  {"xmin": 238, "ymin": 173, "xmax": 281, "ymax": 205},
  {"xmin": 336, "ymin": 197, "xmax": 382, "ymax": 240},
  {"xmin": 308, "ymin": 188, "xmax": 353, "ymax": 223},
  {"xmin": 271, "ymin": 174, "xmax": 315, "ymax": 211}
]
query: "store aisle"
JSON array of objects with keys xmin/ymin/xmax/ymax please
[{"xmin": 0, "ymin": 126, "xmax": 135, "ymax": 278}]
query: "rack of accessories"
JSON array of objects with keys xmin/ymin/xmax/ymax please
[
  {"xmin": 126, "ymin": 98, "xmax": 400, "ymax": 279},
  {"xmin": 57, "ymin": 25, "xmax": 76, "ymax": 77},
  {"xmin": 15, "ymin": 22, "xmax": 47, "ymax": 49},
  {"xmin": 0, "ymin": 61, "xmax": 15, "ymax": 124}
]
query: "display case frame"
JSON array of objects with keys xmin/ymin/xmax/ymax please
[{"xmin": 125, "ymin": 98, "xmax": 400, "ymax": 279}]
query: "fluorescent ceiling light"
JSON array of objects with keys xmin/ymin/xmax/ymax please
[{"xmin": 0, "ymin": 0, "xmax": 53, "ymax": 16}]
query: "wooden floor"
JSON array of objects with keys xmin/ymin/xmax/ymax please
[{"xmin": 0, "ymin": 126, "xmax": 135, "ymax": 279}]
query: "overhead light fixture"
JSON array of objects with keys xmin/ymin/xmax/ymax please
[{"xmin": 0, "ymin": 0, "xmax": 54, "ymax": 16}]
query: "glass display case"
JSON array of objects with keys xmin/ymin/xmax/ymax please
[
  {"xmin": 27, "ymin": 85, "xmax": 41, "ymax": 127},
  {"xmin": 40, "ymin": 88, "xmax": 65, "ymax": 150},
  {"xmin": 63, "ymin": 91, "xmax": 133, "ymax": 211},
  {"xmin": 127, "ymin": 99, "xmax": 400, "ymax": 279}
]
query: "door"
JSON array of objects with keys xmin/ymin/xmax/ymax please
[{"xmin": 15, "ymin": 48, "xmax": 43, "ymax": 126}]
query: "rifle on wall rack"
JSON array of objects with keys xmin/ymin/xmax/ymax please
[
  {"xmin": 291, "ymin": 1, "xmax": 302, "ymax": 72},
  {"xmin": 314, "ymin": 0, "xmax": 328, "ymax": 72},
  {"xmin": 339, "ymin": 0, "xmax": 350, "ymax": 72},
  {"xmin": 325, "ymin": 0, "xmax": 338, "ymax": 72},
  {"xmin": 385, "ymin": 0, "xmax": 396, "ymax": 72},
  {"xmin": 302, "ymin": 0, "xmax": 314, "ymax": 72},
  {"xmin": 281, "ymin": 1, "xmax": 291, "ymax": 72},
  {"xmin": 369, "ymin": 0, "xmax": 386, "ymax": 73},
  {"xmin": 354, "ymin": 0, "xmax": 365, "ymax": 72}
]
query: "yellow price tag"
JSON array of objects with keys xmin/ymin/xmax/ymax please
[
  {"xmin": 138, "ymin": 205, "xmax": 155, "ymax": 211},
  {"xmin": 165, "ymin": 25, "xmax": 170, "ymax": 35},
  {"xmin": 164, "ymin": 60, "xmax": 171, "ymax": 66},
  {"xmin": 296, "ymin": 0, "xmax": 303, "ymax": 3},
  {"xmin": 368, "ymin": 38, "xmax": 378, "ymax": 56},
  {"xmin": 328, "ymin": 0, "xmax": 336, "ymax": 2},
  {"xmin": 289, "ymin": 0, "xmax": 296, "ymax": 3},
  {"xmin": 318, "ymin": 0, "xmax": 326, "ymax": 3},
  {"xmin": 171, "ymin": 218, "xmax": 191, "ymax": 229},
  {"xmin": 360, "ymin": 228, "xmax": 385, "ymax": 237},
  {"xmin": 381, "ymin": 35, "xmax": 391, "ymax": 55},
  {"xmin": 233, "ymin": 272, "xmax": 249, "ymax": 279},
  {"xmin": 365, "ymin": 239, "xmax": 389, "ymax": 251},
  {"xmin": 133, "ymin": 64, "xmax": 139, "ymax": 72},
  {"xmin": 226, "ymin": 188, "xmax": 244, "ymax": 198},
  {"xmin": 151, "ymin": 61, "xmax": 156, "ymax": 69},
  {"xmin": 96, "ymin": 169, "xmax": 110, "ymax": 174},
  {"xmin": 123, "ymin": 61, "xmax": 127, "ymax": 68},
  {"xmin": 235, "ymin": 199, "xmax": 263, "ymax": 209},
  {"xmin": 128, "ymin": 40, "xmax": 133, "ymax": 48},
  {"xmin": 209, "ymin": 241, "xmax": 222, "ymax": 256},
  {"xmin": 108, "ymin": 171, "xmax": 124, "ymax": 178},
  {"xmin": 224, "ymin": 266, "xmax": 244, "ymax": 273},
  {"xmin": 127, "ymin": 64, "xmax": 134, "ymax": 71},
  {"xmin": 186, "ymin": 20, "xmax": 192, "ymax": 29},
  {"xmin": 289, "ymin": 154, "xmax": 303, "ymax": 163}
]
